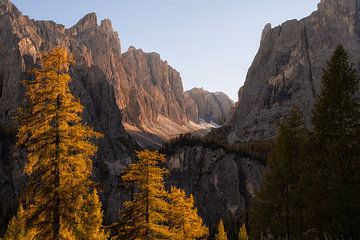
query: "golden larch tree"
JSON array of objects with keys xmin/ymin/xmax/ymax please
[
  {"xmin": 4, "ymin": 205, "xmax": 36, "ymax": 240},
  {"xmin": 238, "ymin": 223, "xmax": 249, "ymax": 240},
  {"xmin": 117, "ymin": 150, "xmax": 173, "ymax": 240},
  {"xmin": 16, "ymin": 47, "xmax": 107, "ymax": 240},
  {"xmin": 215, "ymin": 219, "xmax": 228, "ymax": 240},
  {"xmin": 168, "ymin": 186, "xmax": 208, "ymax": 240}
]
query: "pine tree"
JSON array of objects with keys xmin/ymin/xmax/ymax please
[
  {"xmin": 4, "ymin": 205, "xmax": 36, "ymax": 240},
  {"xmin": 238, "ymin": 224, "xmax": 248, "ymax": 240},
  {"xmin": 17, "ymin": 48, "xmax": 106, "ymax": 240},
  {"xmin": 168, "ymin": 186, "xmax": 208, "ymax": 240},
  {"xmin": 249, "ymin": 108, "xmax": 307, "ymax": 239},
  {"xmin": 215, "ymin": 219, "xmax": 228, "ymax": 240},
  {"xmin": 309, "ymin": 45, "xmax": 360, "ymax": 239},
  {"xmin": 117, "ymin": 150, "xmax": 173, "ymax": 240}
]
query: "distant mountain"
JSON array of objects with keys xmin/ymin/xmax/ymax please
[
  {"xmin": 185, "ymin": 87, "xmax": 234, "ymax": 125},
  {"xmin": 0, "ymin": 0, "xmax": 234, "ymax": 232},
  {"xmin": 119, "ymin": 47, "xmax": 234, "ymax": 148}
]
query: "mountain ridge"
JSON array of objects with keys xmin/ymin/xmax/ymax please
[
  {"xmin": 225, "ymin": 0, "xmax": 360, "ymax": 143},
  {"xmin": 0, "ymin": 1, "xmax": 234, "ymax": 231}
]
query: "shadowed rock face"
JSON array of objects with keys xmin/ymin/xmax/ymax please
[
  {"xmin": 0, "ymin": 0, "xmax": 137, "ymax": 230},
  {"xmin": 228, "ymin": 0, "xmax": 360, "ymax": 143},
  {"xmin": 165, "ymin": 144, "xmax": 264, "ymax": 239}
]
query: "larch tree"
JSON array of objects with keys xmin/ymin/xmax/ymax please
[
  {"xmin": 249, "ymin": 108, "xmax": 307, "ymax": 239},
  {"xmin": 16, "ymin": 48, "xmax": 107, "ymax": 240},
  {"xmin": 238, "ymin": 224, "xmax": 248, "ymax": 240},
  {"xmin": 309, "ymin": 45, "xmax": 360, "ymax": 239},
  {"xmin": 215, "ymin": 219, "xmax": 228, "ymax": 240},
  {"xmin": 168, "ymin": 186, "xmax": 208, "ymax": 240},
  {"xmin": 4, "ymin": 205, "xmax": 36, "ymax": 240},
  {"xmin": 117, "ymin": 150, "xmax": 173, "ymax": 240}
]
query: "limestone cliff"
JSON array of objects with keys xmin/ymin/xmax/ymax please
[
  {"xmin": 228, "ymin": 0, "xmax": 360, "ymax": 142},
  {"xmin": 0, "ymin": 0, "xmax": 137, "ymax": 230},
  {"xmin": 0, "ymin": 0, "xmax": 235, "ymax": 232},
  {"xmin": 120, "ymin": 48, "xmax": 234, "ymax": 148},
  {"xmin": 164, "ymin": 137, "xmax": 264, "ymax": 239},
  {"xmin": 185, "ymin": 87, "xmax": 234, "ymax": 125}
]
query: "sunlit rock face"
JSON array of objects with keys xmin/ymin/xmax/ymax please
[
  {"xmin": 0, "ymin": 0, "xmax": 235, "ymax": 231},
  {"xmin": 0, "ymin": 0, "xmax": 137, "ymax": 229},
  {"xmin": 120, "ymin": 47, "xmax": 234, "ymax": 148},
  {"xmin": 227, "ymin": 0, "xmax": 360, "ymax": 143}
]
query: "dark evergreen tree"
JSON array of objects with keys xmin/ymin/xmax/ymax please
[
  {"xmin": 308, "ymin": 45, "xmax": 360, "ymax": 239},
  {"xmin": 249, "ymin": 108, "xmax": 307, "ymax": 239}
]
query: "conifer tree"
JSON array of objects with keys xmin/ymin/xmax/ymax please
[
  {"xmin": 238, "ymin": 224, "xmax": 248, "ymax": 240},
  {"xmin": 4, "ymin": 205, "xmax": 36, "ymax": 240},
  {"xmin": 168, "ymin": 186, "xmax": 208, "ymax": 240},
  {"xmin": 117, "ymin": 150, "xmax": 173, "ymax": 240},
  {"xmin": 17, "ymin": 48, "xmax": 107, "ymax": 240},
  {"xmin": 215, "ymin": 219, "xmax": 228, "ymax": 240},
  {"xmin": 309, "ymin": 45, "xmax": 360, "ymax": 239},
  {"xmin": 249, "ymin": 108, "xmax": 307, "ymax": 239},
  {"xmin": 77, "ymin": 190, "xmax": 108, "ymax": 239}
]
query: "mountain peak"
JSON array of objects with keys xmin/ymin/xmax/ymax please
[
  {"xmin": 72, "ymin": 12, "xmax": 98, "ymax": 32},
  {"xmin": 100, "ymin": 18, "xmax": 113, "ymax": 31},
  {"xmin": 0, "ymin": 0, "xmax": 20, "ymax": 16},
  {"xmin": 0, "ymin": 0, "xmax": 10, "ymax": 7},
  {"xmin": 317, "ymin": 0, "xmax": 359, "ymax": 15}
]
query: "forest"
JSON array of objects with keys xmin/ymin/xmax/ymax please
[{"xmin": 1, "ymin": 45, "xmax": 360, "ymax": 240}]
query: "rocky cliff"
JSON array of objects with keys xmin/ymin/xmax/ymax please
[
  {"xmin": 164, "ymin": 137, "xmax": 264, "ymax": 239},
  {"xmin": 119, "ymin": 47, "xmax": 205, "ymax": 148},
  {"xmin": 227, "ymin": 0, "xmax": 360, "ymax": 142},
  {"xmin": 0, "ymin": 0, "xmax": 138, "ymax": 231},
  {"xmin": 185, "ymin": 87, "xmax": 234, "ymax": 125},
  {"xmin": 0, "ymin": 0, "xmax": 235, "ymax": 232},
  {"xmin": 119, "ymin": 47, "xmax": 234, "ymax": 148}
]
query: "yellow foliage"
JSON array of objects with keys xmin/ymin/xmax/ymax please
[
  {"xmin": 215, "ymin": 219, "xmax": 228, "ymax": 240},
  {"xmin": 16, "ymin": 47, "xmax": 105, "ymax": 239},
  {"xmin": 118, "ymin": 150, "xmax": 173, "ymax": 240},
  {"xmin": 238, "ymin": 223, "xmax": 249, "ymax": 240},
  {"xmin": 168, "ymin": 186, "xmax": 208, "ymax": 240},
  {"xmin": 4, "ymin": 205, "xmax": 37, "ymax": 240}
]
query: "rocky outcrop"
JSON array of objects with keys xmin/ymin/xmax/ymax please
[
  {"xmin": 0, "ymin": 0, "xmax": 137, "ymax": 231},
  {"xmin": 228, "ymin": 0, "xmax": 360, "ymax": 142},
  {"xmin": 164, "ymin": 139, "xmax": 264, "ymax": 239},
  {"xmin": 119, "ymin": 47, "xmax": 234, "ymax": 148},
  {"xmin": 120, "ymin": 47, "xmax": 187, "ymax": 127},
  {"xmin": 185, "ymin": 88, "xmax": 234, "ymax": 125}
]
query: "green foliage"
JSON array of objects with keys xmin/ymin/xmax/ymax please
[
  {"xmin": 163, "ymin": 133, "xmax": 268, "ymax": 165},
  {"xmin": 215, "ymin": 219, "xmax": 228, "ymax": 240},
  {"xmin": 250, "ymin": 45, "xmax": 360, "ymax": 240},
  {"xmin": 15, "ymin": 47, "xmax": 106, "ymax": 239},
  {"xmin": 249, "ymin": 108, "xmax": 308, "ymax": 239},
  {"xmin": 307, "ymin": 45, "xmax": 360, "ymax": 239}
]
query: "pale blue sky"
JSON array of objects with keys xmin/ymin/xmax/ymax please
[{"xmin": 12, "ymin": 0, "xmax": 319, "ymax": 101}]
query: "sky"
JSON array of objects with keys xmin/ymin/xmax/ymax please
[{"xmin": 12, "ymin": 0, "xmax": 319, "ymax": 101}]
